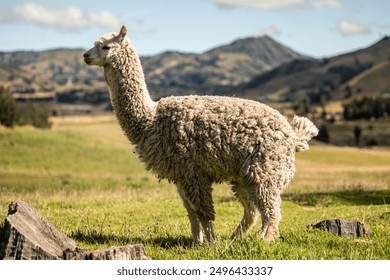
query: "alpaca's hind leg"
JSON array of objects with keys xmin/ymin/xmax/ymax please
[
  {"xmin": 256, "ymin": 188, "xmax": 282, "ymax": 242},
  {"xmin": 231, "ymin": 182, "xmax": 259, "ymax": 238}
]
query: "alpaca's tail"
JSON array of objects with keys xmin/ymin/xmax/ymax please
[{"xmin": 290, "ymin": 115, "xmax": 319, "ymax": 152}]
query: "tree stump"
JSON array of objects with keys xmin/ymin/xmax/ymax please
[
  {"xmin": 306, "ymin": 219, "xmax": 371, "ymax": 237},
  {"xmin": 0, "ymin": 201, "xmax": 149, "ymax": 260}
]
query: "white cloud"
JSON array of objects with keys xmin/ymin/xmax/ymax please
[
  {"xmin": 339, "ymin": 19, "xmax": 370, "ymax": 36},
  {"xmin": 256, "ymin": 26, "xmax": 281, "ymax": 37},
  {"xmin": 0, "ymin": 2, "xmax": 120, "ymax": 31},
  {"xmin": 212, "ymin": 0, "xmax": 306, "ymax": 10},
  {"xmin": 312, "ymin": 0, "xmax": 342, "ymax": 9}
]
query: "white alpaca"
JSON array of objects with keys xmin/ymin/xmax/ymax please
[{"xmin": 84, "ymin": 26, "xmax": 318, "ymax": 243}]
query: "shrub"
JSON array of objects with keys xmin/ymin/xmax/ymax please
[
  {"xmin": 0, "ymin": 86, "xmax": 51, "ymax": 129},
  {"xmin": 0, "ymin": 86, "xmax": 19, "ymax": 127},
  {"xmin": 18, "ymin": 102, "xmax": 52, "ymax": 128}
]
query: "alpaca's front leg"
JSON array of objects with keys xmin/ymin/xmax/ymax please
[
  {"xmin": 178, "ymin": 183, "xmax": 215, "ymax": 244},
  {"xmin": 187, "ymin": 209, "xmax": 204, "ymax": 244},
  {"xmin": 195, "ymin": 187, "xmax": 216, "ymax": 243},
  {"xmin": 199, "ymin": 217, "xmax": 215, "ymax": 243},
  {"xmin": 178, "ymin": 188, "xmax": 204, "ymax": 244}
]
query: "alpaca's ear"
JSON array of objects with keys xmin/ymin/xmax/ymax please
[{"xmin": 119, "ymin": 25, "xmax": 127, "ymax": 41}]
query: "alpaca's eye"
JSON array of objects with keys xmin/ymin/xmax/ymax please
[{"xmin": 102, "ymin": 45, "xmax": 110, "ymax": 51}]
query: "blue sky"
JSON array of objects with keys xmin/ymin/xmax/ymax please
[{"xmin": 0, "ymin": 0, "xmax": 389, "ymax": 58}]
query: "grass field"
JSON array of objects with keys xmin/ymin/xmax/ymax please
[{"xmin": 1, "ymin": 116, "xmax": 389, "ymax": 259}]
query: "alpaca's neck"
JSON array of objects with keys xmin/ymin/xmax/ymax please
[{"xmin": 104, "ymin": 46, "xmax": 155, "ymax": 144}]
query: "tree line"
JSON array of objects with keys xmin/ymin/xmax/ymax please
[
  {"xmin": 0, "ymin": 86, "xmax": 51, "ymax": 128},
  {"xmin": 342, "ymin": 95, "xmax": 390, "ymax": 120}
]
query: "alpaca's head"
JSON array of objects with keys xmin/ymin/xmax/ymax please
[{"xmin": 84, "ymin": 25, "xmax": 129, "ymax": 67}]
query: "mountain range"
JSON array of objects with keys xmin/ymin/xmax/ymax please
[
  {"xmin": 142, "ymin": 36, "xmax": 305, "ymax": 96},
  {"xmin": 240, "ymin": 36, "xmax": 390, "ymax": 108},
  {"xmin": 0, "ymin": 35, "xmax": 389, "ymax": 116}
]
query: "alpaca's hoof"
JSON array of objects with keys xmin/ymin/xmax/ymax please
[
  {"xmin": 263, "ymin": 225, "xmax": 280, "ymax": 242},
  {"xmin": 193, "ymin": 240, "xmax": 203, "ymax": 247},
  {"xmin": 263, "ymin": 234, "xmax": 278, "ymax": 242},
  {"xmin": 193, "ymin": 237, "xmax": 214, "ymax": 246},
  {"xmin": 193, "ymin": 237, "xmax": 204, "ymax": 246}
]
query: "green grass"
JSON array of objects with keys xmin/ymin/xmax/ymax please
[{"xmin": 1, "ymin": 117, "xmax": 389, "ymax": 259}]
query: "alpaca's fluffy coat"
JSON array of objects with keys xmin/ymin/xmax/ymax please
[{"xmin": 84, "ymin": 26, "xmax": 319, "ymax": 243}]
